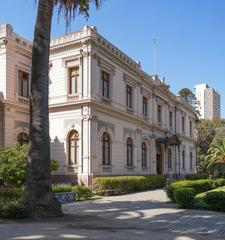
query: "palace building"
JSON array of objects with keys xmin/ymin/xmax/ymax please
[{"xmin": 0, "ymin": 24, "xmax": 197, "ymax": 185}]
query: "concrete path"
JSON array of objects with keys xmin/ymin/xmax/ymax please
[{"xmin": 1, "ymin": 190, "xmax": 225, "ymax": 240}]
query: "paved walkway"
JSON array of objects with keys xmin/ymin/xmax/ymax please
[{"xmin": 1, "ymin": 190, "xmax": 225, "ymax": 240}]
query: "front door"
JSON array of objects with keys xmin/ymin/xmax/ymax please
[{"xmin": 156, "ymin": 145, "xmax": 163, "ymax": 175}]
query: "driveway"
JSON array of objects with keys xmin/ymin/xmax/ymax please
[{"xmin": 1, "ymin": 189, "xmax": 225, "ymax": 240}]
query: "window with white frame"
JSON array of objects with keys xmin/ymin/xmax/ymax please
[
  {"xmin": 142, "ymin": 142, "xmax": 147, "ymax": 167},
  {"xmin": 102, "ymin": 132, "xmax": 111, "ymax": 165},
  {"xmin": 68, "ymin": 67, "xmax": 79, "ymax": 95},
  {"xmin": 168, "ymin": 148, "xmax": 172, "ymax": 169},
  {"xmin": 143, "ymin": 96, "xmax": 148, "ymax": 117},
  {"xmin": 101, "ymin": 71, "xmax": 110, "ymax": 99},
  {"xmin": 18, "ymin": 70, "xmax": 29, "ymax": 98},
  {"xmin": 127, "ymin": 85, "xmax": 133, "ymax": 109},
  {"xmin": 157, "ymin": 105, "xmax": 162, "ymax": 123},
  {"xmin": 182, "ymin": 150, "xmax": 185, "ymax": 169},
  {"xmin": 169, "ymin": 111, "xmax": 173, "ymax": 128},
  {"xmin": 127, "ymin": 137, "xmax": 133, "ymax": 167}
]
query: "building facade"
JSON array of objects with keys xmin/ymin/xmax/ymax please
[
  {"xmin": 0, "ymin": 24, "xmax": 31, "ymax": 148},
  {"xmin": 195, "ymin": 83, "xmax": 221, "ymax": 119},
  {"xmin": 0, "ymin": 24, "xmax": 197, "ymax": 185}
]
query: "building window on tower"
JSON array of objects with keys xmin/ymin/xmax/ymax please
[
  {"xmin": 127, "ymin": 85, "xmax": 133, "ymax": 109},
  {"xmin": 157, "ymin": 105, "xmax": 162, "ymax": 123},
  {"xmin": 101, "ymin": 71, "xmax": 110, "ymax": 99},
  {"xmin": 143, "ymin": 97, "xmax": 148, "ymax": 117},
  {"xmin": 68, "ymin": 130, "xmax": 79, "ymax": 165},
  {"xmin": 18, "ymin": 70, "xmax": 29, "ymax": 98},
  {"xmin": 68, "ymin": 67, "xmax": 79, "ymax": 95},
  {"xmin": 102, "ymin": 132, "xmax": 111, "ymax": 166},
  {"xmin": 142, "ymin": 142, "xmax": 147, "ymax": 167},
  {"xmin": 127, "ymin": 137, "xmax": 133, "ymax": 167}
]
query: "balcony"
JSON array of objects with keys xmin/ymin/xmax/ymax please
[{"xmin": 18, "ymin": 96, "xmax": 29, "ymax": 105}]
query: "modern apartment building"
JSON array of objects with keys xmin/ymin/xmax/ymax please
[
  {"xmin": 195, "ymin": 83, "xmax": 221, "ymax": 119},
  {"xmin": 0, "ymin": 23, "xmax": 197, "ymax": 185}
]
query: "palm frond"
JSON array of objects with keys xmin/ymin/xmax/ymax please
[{"xmin": 54, "ymin": 0, "xmax": 102, "ymax": 30}]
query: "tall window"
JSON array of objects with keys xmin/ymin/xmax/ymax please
[
  {"xmin": 168, "ymin": 148, "xmax": 172, "ymax": 169},
  {"xmin": 17, "ymin": 132, "xmax": 29, "ymax": 145},
  {"xmin": 143, "ymin": 97, "xmax": 148, "ymax": 117},
  {"xmin": 169, "ymin": 111, "xmax": 173, "ymax": 128},
  {"xmin": 18, "ymin": 70, "xmax": 29, "ymax": 98},
  {"xmin": 102, "ymin": 71, "xmax": 110, "ymax": 99},
  {"xmin": 102, "ymin": 132, "xmax": 110, "ymax": 165},
  {"xmin": 127, "ymin": 85, "xmax": 132, "ymax": 109},
  {"xmin": 127, "ymin": 138, "xmax": 133, "ymax": 167},
  {"xmin": 182, "ymin": 150, "xmax": 185, "ymax": 169},
  {"xmin": 142, "ymin": 142, "xmax": 147, "ymax": 167},
  {"xmin": 157, "ymin": 105, "xmax": 162, "ymax": 123},
  {"xmin": 68, "ymin": 130, "xmax": 79, "ymax": 165},
  {"xmin": 69, "ymin": 67, "xmax": 79, "ymax": 95},
  {"xmin": 182, "ymin": 116, "xmax": 185, "ymax": 132},
  {"xmin": 190, "ymin": 151, "xmax": 193, "ymax": 169},
  {"xmin": 189, "ymin": 121, "xmax": 192, "ymax": 135}
]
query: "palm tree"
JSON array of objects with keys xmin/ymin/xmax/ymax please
[
  {"xmin": 206, "ymin": 138, "xmax": 225, "ymax": 177},
  {"xmin": 25, "ymin": 0, "xmax": 101, "ymax": 218}
]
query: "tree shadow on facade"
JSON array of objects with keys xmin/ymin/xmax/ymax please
[{"xmin": 50, "ymin": 136, "xmax": 78, "ymax": 185}]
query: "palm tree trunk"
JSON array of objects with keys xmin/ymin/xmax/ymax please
[{"xmin": 25, "ymin": 0, "xmax": 62, "ymax": 218}]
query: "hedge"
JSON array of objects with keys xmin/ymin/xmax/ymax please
[
  {"xmin": 93, "ymin": 175, "xmax": 167, "ymax": 193},
  {"xmin": 174, "ymin": 188, "xmax": 196, "ymax": 208},
  {"xmin": 194, "ymin": 186, "xmax": 225, "ymax": 211},
  {"xmin": 52, "ymin": 185, "xmax": 94, "ymax": 201},
  {"xmin": 0, "ymin": 188, "xmax": 22, "ymax": 206},
  {"xmin": 165, "ymin": 179, "xmax": 225, "ymax": 202}
]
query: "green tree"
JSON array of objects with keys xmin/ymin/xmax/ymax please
[
  {"xmin": 206, "ymin": 139, "xmax": 225, "ymax": 177},
  {"xmin": 0, "ymin": 144, "xmax": 28, "ymax": 187},
  {"xmin": 0, "ymin": 144, "xmax": 59, "ymax": 187},
  {"xmin": 178, "ymin": 88, "xmax": 196, "ymax": 106},
  {"xmin": 196, "ymin": 118, "xmax": 225, "ymax": 173}
]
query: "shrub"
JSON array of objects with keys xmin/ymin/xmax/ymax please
[
  {"xmin": 185, "ymin": 173, "xmax": 209, "ymax": 180},
  {"xmin": 0, "ymin": 188, "xmax": 23, "ymax": 206},
  {"xmin": 205, "ymin": 189, "xmax": 225, "ymax": 211},
  {"xmin": 0, "ymin": 144, "xmax": 28, "ymax": 187},
  {"xmin": 52, "ymin": 185, "xmax": 72, "ymax": 193},
  {"xmin": 0, "ymin": 201, "xmax": 29, "ymax": 219},
  {"xmin": 94, "ymin": 175, "xmax": 166, "ymax": 193},
  {"xmin": 194, "ymin": 192, "xmax": 210, "ymax": 209},
  {"xmin": 0, "ymin": 144, "xmax": 59, "ymax": 187},
  {"xmin": 72, "ymin": 186, "xmax": 94, "ymax": 200},
  {"xmin": 165, "ymin": 179, "xmax": 218, "ymax": 202},
  {"xmin": 174, "ymin": 188, "xmax": 196, "ymax": 208}
]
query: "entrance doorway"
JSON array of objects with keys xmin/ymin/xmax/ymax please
[{"xmin": 156, "ymin": 145, "xmax": 163, "ymax": 175}]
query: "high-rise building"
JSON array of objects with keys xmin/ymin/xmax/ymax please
[{"xmin": 195, "ymin": 83, "xmax": 221, "ymax": 119}]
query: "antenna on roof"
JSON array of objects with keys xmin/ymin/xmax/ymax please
[{"xmin": 153, "ymin": 37, "xmax": 157, "ymax": 75}]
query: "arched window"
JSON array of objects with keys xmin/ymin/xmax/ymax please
[
  {"xmin": 102, "ymin": 132, "xmax": 110, "ymax": 165},
  {"xmin": 182, "ymin": 150, "xmax": 185, "ymax": 169},
  {"xmin": 168, "ymin": 148, "xmax": 172, "ymax": 169},
  {"xmin": 68, "ymin": 130, "xmax": 79, "ymax": 165},
  {"xmin": 142, "ymin": 142, "xmax": 147, "ymax": 167},
  {"xmin": 17, "ymin": 132, "xmax": 28, "ymax": 145},
  {"xmin": 127, "ymin": 138, "xmax": 133, "ymax": 167}
]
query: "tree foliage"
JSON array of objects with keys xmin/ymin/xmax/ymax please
[
  {"xmin": 178, "ymin": 88, "xmax": 196, "ymax": 106},
  {"xmin": 196, "ymin": 118, "xmax": 225, "ymax": 173},
  {"xmin": 206, "ymin": 139, "xmax": 225, "ymax": 177},
  {"xmin": 0, "ymin": 144, "xmax": 59, "ymax": 187}
]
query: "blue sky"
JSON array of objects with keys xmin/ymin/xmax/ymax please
[{"xmin": 1, "ymin": 0, "xmax": 225, "ymax": 116}]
